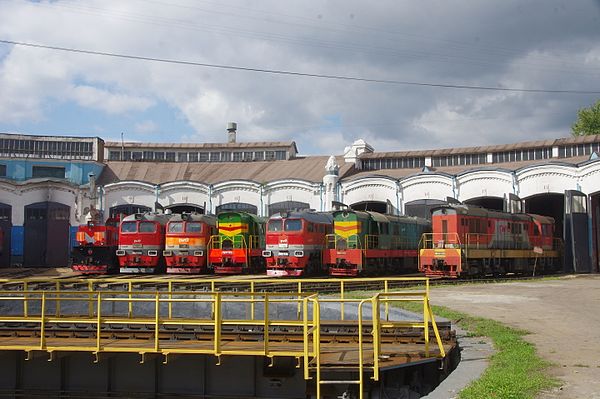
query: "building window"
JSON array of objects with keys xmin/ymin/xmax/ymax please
[
  {"xmin": 109, "ymin": 151, "xmax": 121, "ymax": 161},
  {"xmin": 132, "ymin": 151, "xmax": 143, "ymax": 161},
  {"xmin": 221, "ymin": 151, "xmax": 231, "ymax": 162},
  {"xmin": 209, "ymin": 152, "xmax": 221, "ymax": 162},
  {"xmin": 254, "ymin": 151, "xmax": 264, "ymax": 161},
  {"xmin": 177, "ymin": 152, "xmax": 188, "ymax": 162},
  {"xmin": 154, "ymin": 151, "xmax": 165, "ymax": 161},
  {"xmin": 165, "ymin": 152, "xmax": 175, "ymax": 162},
  {"xmin": 275, "ymin": 150, "xmax": 286, "ymax": 160},
  {"xmin": 143, "ymin": 151, "xmax": 154, "ymax": 161},
  {"xmin": 199, "ymin": 152, "xmax": 209, "ymax": 162},
  {"xmin": 122, "ymin": 151, "xmax": 131, "ymax": 160},
  {"xmin": 0, "ymin": 164, "xmax": 5, "ymax": 177},
  {"xmin": 188, "ymin": 152, "xmax": 198, "ymax": 162},
  {"xmin": 233, "ymin": 152, "xmax": 242, "ymax": 161},
  {"xmin": 32, "ymin": 166, "xmax": 66, "ymax": 179},
  {"xmin": 265, "ymin": 151, "xmax": 275, "ymax": 161},
  {"xmin": 243, "ymin": 151, "xmax": 253, "ymax": 161}
]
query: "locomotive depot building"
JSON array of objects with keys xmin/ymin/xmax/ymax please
[{"xmin": 0, "ymin": 127, "xmax": 599, "ymax": 272}]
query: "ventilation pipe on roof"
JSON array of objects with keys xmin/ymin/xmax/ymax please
[{"xmin": 227, "ymin": 122, "xmax": 237, "ymax": 143}]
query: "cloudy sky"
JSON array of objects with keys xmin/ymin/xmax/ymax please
[{"xmin": 1, "ymin": 0, "xmax": 599, "ymax": 155}]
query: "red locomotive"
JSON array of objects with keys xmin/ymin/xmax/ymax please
[
  {"xmin": 419, "ymin": 204, "xmax": 561, "ymax": 278},
  {"xmin": 71, "ymin": 210, "xmax": 120, "ymax": 274},
  {"xmin": 116, "ymin": 212, "xmax": 172, "ymax": 273},
  {"xmin": 164, "ymin": 213, "xmax": 217, "ymax": 274},
  {"xmin": 263, "ymin": 211, "xmax": 333, "ymax": 277}
]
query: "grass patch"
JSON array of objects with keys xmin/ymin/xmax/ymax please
[{"xmin": 399, "ymin": 300, "xmax": 559, "ymax": 399}]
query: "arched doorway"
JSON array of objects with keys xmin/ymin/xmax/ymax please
[
  {"xmin": 24, "ymin": 202, "xmax": 70, "ymax": 267},
  {"xmin": 350, "ymin": 201, "xmax": 389, "ymax": 214},
  {"xmin": 0, "ymin": 203, "xmax": 11, "ymax": 267},
  {"xmin": 464, "ymin": 196, "xmax": 504, "ymax": 211},
  {"xmin": 109, "ymin": 204, "xmax": 152, "ymax": 219},
  {"xmin": 216, "ymin": 202, "xmax": 258, "ymax": 215},
  {"xmin": 165, "ymin": 204, "xmax": 205, "ymax": 214},
  {"xmin": 268, "ymin": 201, "xmax": 310, "ymax": 216},
  {"xmin": 524, "ymin": 194, "xmax": 564, "ymax": 238},
  {"xmin": 404, "ymin": 199, "xmax": 447, "ymax": 220}
]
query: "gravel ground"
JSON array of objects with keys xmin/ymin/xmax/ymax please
[{"xmin": 428, "ymin": 275, "xmax": 600, "ymax": 399}]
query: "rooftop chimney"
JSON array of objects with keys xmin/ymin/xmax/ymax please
[{"xmin": 227, "ymin": 122, "xmax": 237, "ymax": 143}]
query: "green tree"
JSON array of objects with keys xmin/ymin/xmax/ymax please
[{"xmin": 572, "ymin": 100, "xmax": 600, "ymax": 136}]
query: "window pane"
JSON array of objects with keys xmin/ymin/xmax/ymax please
[
  {"xmin": 165, "ymin": 152, "xmax": 175, "ymax": 162},
  {"xmin": 284, "ymin": 219, "xmax": 302, "ymax": 231},
  {"xmin": 186, "ymin": 222, "xmax": 202, "ymax": 232},
  {"xmin": 121, "ymin": 221, "xmax": 137, "ymax": 233},
  {"xmin": 177, "ymin": 152, "xmax": 187, "ymax": 162},
  {"xmin": 139, "ymin": 222, "xmax": 156, "ymax": 233},
  {"xmin": 154, "ymin": 152, "xmax": 165, "ymax": 161},
  {"xmin": 32, "ymin": 166, "xmax": 66, "ymax": 179},
  {"xmin": 267, "ymin": 220, "xmax": 283, "ymax": 232},
  {"xmin": 168, "ymin": 222, "xmax": 184, "ymax": 233}
]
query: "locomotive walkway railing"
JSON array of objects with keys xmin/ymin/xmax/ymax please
[{"xmin": 0, "ymin": 277, "xmax": 447, "ymax": 399}]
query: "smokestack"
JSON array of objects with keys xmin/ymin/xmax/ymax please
[{"xmin": 227, "ymin": 122, "xmax": 237, "ymax": 143}]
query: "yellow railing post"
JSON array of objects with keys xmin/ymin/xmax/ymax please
[
  {"xmin": 313, "ymin": 298, "xmax": 321, "ymax": 399},
  {"xmin": 372, "ymin": 295, "xmax": 380, "ymax": 382},
  {"xmin": 423, "ymin": 293, "xmax": 430, "ymax": 357},
  {"xmin": 250, "ymin": 281, "xmax": 255, "ymax": 320},
  {"xmin": 96, "ymin": 292, "xmax": 102, "ymax": 352},
  {"xmin": 340, "ymin": 280, "xmax": 345, "ymax": 321},
  {"xmin": 211, "ymin": 281, "xmax": 216, "ymax": 319},
  {"xmin": 427, "ymin": 299, "xmax": 446, "ymax": 358},
  {"xmin": 296, "ymin": 282, "xmax": 302, "ymax": 320},
  {"xmin": 128, "ymin": 281, "xmax": 133, "ymax": 318},
  {"xmin": 168, "ymin": 281, "xmax": 173, "ymax": 319},
  {"xmin": 39, "ymin": 292, "xmax": 46, "ymax": 350},
  {"xmin": 264, "ymin": 293, "xmax": 269, "ymax": 356},
  {"xmin": 302, "ymin": 297, "xmax": 309, "ymax": 380},
  {"xmin": 357, "ymin": 300, "xmax": 366, "ymax": 399},
  {"xmin": 213, "ymin": 292, "xmax": 221, "ymax": 356},
  {"xmin": 154, "ymin": 291, "xmax": 160, "ymax": 352}
]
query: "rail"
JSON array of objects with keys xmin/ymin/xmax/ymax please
[{"xmin": 0, "ymin": 277, "xmax": 446, "ymax": 399}]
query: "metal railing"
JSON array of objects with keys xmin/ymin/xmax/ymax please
[{"xmin": 0, "ymin": 277, "xmax": 446, "ymax": 399}]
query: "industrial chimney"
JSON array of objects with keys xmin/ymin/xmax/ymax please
[{"xmin": 227, "ymin": 122, "xmax": 237, "ymax": 143}]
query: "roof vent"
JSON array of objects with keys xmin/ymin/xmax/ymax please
[{"xmin": 227, "ymin": 122, "xmax": 237, "ymax": 143}]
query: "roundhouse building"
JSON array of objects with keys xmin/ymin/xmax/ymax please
[{"xmin": 0, "ymin": 128, "xmax": 599, "ymax": 272}]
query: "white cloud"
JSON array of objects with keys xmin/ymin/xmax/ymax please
[{"xmin": 133, "ymin": 120, "xmax": 159, "ymax": 134}]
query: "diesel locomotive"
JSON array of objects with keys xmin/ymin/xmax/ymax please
[
  {"xmin": 116, "ymin": 212, "xmax": 172, "ymax": 273},
  {"xmin": 418, "ymin": 204, "xmax": 561, "ymax": 278},
  {"xmin": 71, "ymin": 211, "xmax": 120, "ymax": 274},
  {"xmin": 208, "ymin": 211, "xmax": 266, "ymax": 274},
  {"xmin": 164, "ymin": 213, "xmax": 217, "ymax": 274},
  {"xmin": 263, "ymin": 210, "xmax": 333, "ymax": 277},
  {"xmin": 323, "ymin": 210, "xmax": 430, "ymax": 276}
]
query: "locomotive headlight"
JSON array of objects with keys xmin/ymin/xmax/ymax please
[
  {"xmin": 294, "ymin": 251, "xmax": 304, "ymax": 257},
  {"xmin": 262, "ymin": 250, "xmax": 272, "ymax": 257},
  {"xmin": 148, "ymin": 250, "xmax": 158, "ymax": 256},
  {"xmin": 193, "ymin": 250, "xmax": 203, "ymax": 257},
  {"xmin": 116, "ymin": 250, "xmax": 125, "ymax": 257},
  {"xmin": 163, "ymin": 250, "xmax": 172, "ymax": 257}
]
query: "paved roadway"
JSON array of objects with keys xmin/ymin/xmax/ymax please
[{"xmin": 429, "ymin": 275, "xmax": 600, "ymax": 399}]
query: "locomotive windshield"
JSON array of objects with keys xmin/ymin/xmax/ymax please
[
  {"xmin": 121, "ymin": 221, "xmax": 137, "ymax": 233},
  {"xmin": 284, "ymin": 219, "xmax": 302, "ymax": 231},
  {"xmin": 186, "ymin": 222, "xmax": 202, "ymax": 233},
  {"xmin": 168, "ymin": 222, "xmax": 184, "ymax": 233},
  {"xmin": 268, "ymin": 220, "xmax": 283, "ymax": 232},
  {"xmin": 139, "ymin": 222, "xmax": 156, "ymax": 233}
]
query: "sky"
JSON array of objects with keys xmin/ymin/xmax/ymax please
[{"xmin": 0, "ymin": 0, "xmax": 599, "ymax": 155}]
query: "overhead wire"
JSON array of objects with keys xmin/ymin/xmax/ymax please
[{"xmin": 1, "ymin": 39, "xmax": 599, "ymax": 95}]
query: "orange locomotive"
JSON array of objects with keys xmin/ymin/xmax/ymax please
[
  {"xmin": 419, "ymin": 204, "xmax": 561, "ymax": 278},
  {"xmin": 163, "ymin": 213, "xmax": 217, "ymax": 274},
  {"xmin": 71, "ymin": 210, "xmax": 120, "ymax": 274}
]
